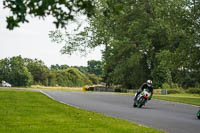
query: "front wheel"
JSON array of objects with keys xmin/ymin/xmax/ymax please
[{"xmin": 138, "ymin": 97, "xmax": 146, "ymax": 108}]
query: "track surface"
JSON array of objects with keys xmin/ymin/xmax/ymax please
[{"xmin": 42, "ymin": 91, "xmax": 200, "ymax": 133}]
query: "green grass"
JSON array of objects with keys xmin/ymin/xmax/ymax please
[
  {"xmin": 0, "ymin": 89, "xmax": 163, "ymax": 133},
  {"xmin": 153, "ymin": 94, "xmax": 200, "ymax": 106}
]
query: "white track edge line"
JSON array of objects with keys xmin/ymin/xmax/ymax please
[{"xmin": 40, "ymin": 90, "xmax": 81, "ymax": 109}]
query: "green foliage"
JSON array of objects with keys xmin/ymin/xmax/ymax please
[
  {"xmin": 195, "ymin": 82, "xmax": 200, "ymax": 89},
  {"xmin": 87, "ymin": 74, "xmax": 101, "ymax": 84},
  {"xmin": 87, "ymin": 60, "xmax": 102, "ymax": 76},
  {"xmin": 50, "ymin": 0, "xmax": 199, "ymax": 89},
  {"xmin": 95, "ymin": 0, "xmax": 200, "ymax": 89},
  {"xmin": 186, "ymin": 88, "xmax": 200, "ymax": 94},
  {"xmin": 50, "ymin": 64, "xmax": 69, "ymax": 70},
  {"xmin": 0, "ymin": 56, "xmax": 33, "ymax": 86},
  {"xmin": 47, "ymin": 71, "xmax": 57, "ymax": 86},
  {"xmin": 6, "ymin": 0, "xmax": 199, "ymax": 89},
  {"xmin": 0, "ymin": 58, "xmax": 10, "ymax": 81},
  {"xmin": 0, "ymin": 56, "xmax": 99, "ymax": 87},
  {"xmin": 167, "ymin": 89, "xmax": 182, "ymax": 94},
  {"xmin": 25, "ymin": 58, "xmax": 49, "ymax": 86},
  {"xmin": 151, "ymin": 68, "xmax": 167, "ymax": 88},
  {"xmin": 55, "ymin": 67, "xmax": 92, "ymax": 87},
  {"xmin": 3, "ymin": 0, "xmax": 95, "ymax": 30},
  {"xmin": 75, "ymin": 66, "xmax": 89, "ymax": 75},
  {"xmin": 110, "ymin": 52, "xmax": 147, "ymax": 89},
  {"xmin": 67, "ymin": 67, "xmax": 92, "ymax": 86},
  {"xmin": 162, "ymin": 83, "xmax": 171, "ymax": 90}
]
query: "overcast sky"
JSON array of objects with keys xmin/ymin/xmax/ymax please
[{"xmin": 0, "ymin": 2, "xmax": 102, "ymax": 67}]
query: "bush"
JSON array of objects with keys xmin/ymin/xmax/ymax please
[
  {"xmin": 162, "ymin": 83, "xmax": 180, "ymax": 89},
  {"xmin": 55, "ymin": 68, "xmax": 92, "ymax": 87},
  {"xmin": 167, "ymin": 89, "xmax": 182, "ymax": 94},
  {"xmin": 153, "ymin": 89, "xmax": 162, "ymax": 94},
  {"xmin": 162, "ymin": 83, "xmax": 171, "ymax": 89},
  {"xmin": 87, "ymin": 74, "xmax": 100, "ymax": 84},
  {"xmin": 186, "ymin": 88, "xmax": 200, "ymax": 94}
]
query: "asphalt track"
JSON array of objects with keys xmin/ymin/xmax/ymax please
[{"xmin": 41, "ymin": 91, "xmax": 200, "ymax": 133}]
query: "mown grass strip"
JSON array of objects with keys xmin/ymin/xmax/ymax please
[
  {"xmin": 153, "ymin": 94, "xmax": 200, "ymax": 106},
  {"xmin": 0, "ymin": 89, "xmax": 163, "ymax": 133}
]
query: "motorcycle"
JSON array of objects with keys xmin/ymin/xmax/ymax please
[{"xmin": 133, "ymin": 89, "xmax": 152, "ymax": 108}]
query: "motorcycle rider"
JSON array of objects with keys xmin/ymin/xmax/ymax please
[{"xmin": 134, "ymin": 80, "xmax": 154, "ymax": 102}]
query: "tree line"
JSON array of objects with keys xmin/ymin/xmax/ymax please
[
  {"xmin": 49, "ymin": 0, "xmax": 200, "ymax": 90},
  {"xmin": 0, "ymin": 56, "xmax": 102, "ymax": 87},
  {"xmin": 3, "ymin": 0, "xmax": 200, "ymax": 90}
]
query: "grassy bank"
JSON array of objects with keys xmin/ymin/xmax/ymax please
[
  {"xmin": 31, "ymin": 85, "xmax": 83, "ymax": 91},
  {"xmin": 0, "ymin": 89, "xmax": 163, "ymax": 133},
  {"xmin": 0, "ymin": 86, "xmax": 83, "ymax": 92},
  {"xmin": 153, "ymin": 94, "xmax": 200, "ymax": 106}
]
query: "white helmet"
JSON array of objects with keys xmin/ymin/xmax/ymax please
[{"xmin": 147, "ymin": 80, "xmax": 152, "ymax": 86}]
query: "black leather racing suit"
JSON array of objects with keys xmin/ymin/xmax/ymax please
[{"xmin": 134, "ymin": 83, "xmax": 153, "ymax": 101}]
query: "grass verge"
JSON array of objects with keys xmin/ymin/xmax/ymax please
[
  {"xmin": 0, "ymin": 89, "xmax": 163, "ymax": 133},
  {"xmin": 31, "ymin": 85, "xmax": 83, "ymax": 91},
  {"xmin": 153, "ymin": 94, "xmax": 200, "ymax": 106}
]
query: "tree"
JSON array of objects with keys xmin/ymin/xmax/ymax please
[
  {"xmin": 0, "ymin": 58, "xmax": 10, "ymax": 82},
  {"xmin": 87, "ymin": 74, "xmax": 100, "ymax": 84},
  {"xmin": 0, "ymin": 56, "xmax": 33, "ymax": 86},
  {"xmin": 50, "ymin": 64, "xmax": 61, "ymax": 70},
  {"xmin": 3, "ymin": 0, "xmax": 95, "ymax": 30},
  {"xmin": 50, "ymin": 64, "xmax": 69, "ymax": 70},
  {"xmin": 74, "ymin": 66, "xmax": 88, "ymax": 75},
  {"xmin": 87, "ymin": 60, "xmax": 102, "ymax": 76},
  {"xmin": 47, "ymin": 71, "xmax": 57, "ymax": 86},
  {"xmin": 97, "ymin": 0, "xmax": 200, "ymax": 89},
  {"xmin": 25, "ymin": 58, "xmax": 49, "ymax": 86},
  {"xmin": 49, "ymin": 0, "xmax": 200, "ymax": 89}
]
